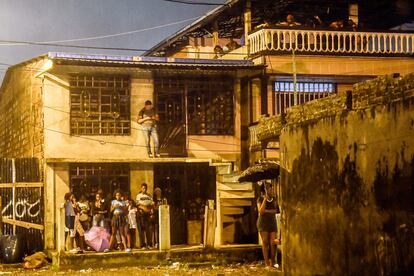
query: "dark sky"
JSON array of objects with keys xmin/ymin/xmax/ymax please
[{"xmin": 0, "ymin": 0, "xmax": 225, "ymax": 81}]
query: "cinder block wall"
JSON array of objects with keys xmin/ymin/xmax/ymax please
[{"xmin": 278, "ymin": 74, "xmax": 414, "ymax": 275}]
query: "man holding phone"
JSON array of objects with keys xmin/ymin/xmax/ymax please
[{"xmin": 138, "ymin": 100, "xmax": 160, "ymax": 158}]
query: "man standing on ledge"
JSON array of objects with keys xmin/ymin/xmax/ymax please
[{"xmin": 138, "ymin": 100, "xmax": 160, "ymax": 158}]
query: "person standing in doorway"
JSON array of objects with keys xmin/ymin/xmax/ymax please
[
  {"xmin": 136, "ymin": 183, "xmax": 154, "ymax": 249},
  {"xmin": 138, "ymin": 100, "xmax": 160, "ymax": 158},
  {"xmin": 257, "ymin": 182, "xmax": 279, "ymax": 269}
]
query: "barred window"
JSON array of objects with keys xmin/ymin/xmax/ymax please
[
  {"xmin": 187, "ymin": 78, "xmax": 234, "ymax": 135},
  {"xmin": 70, "ymin": 163, "xmax": 130, "ymax": 201},
  {"xmin": 69, "ymin": 75, "xmax": 131, "ymax": 135},
  {"xmin": 273, "ymin": 81, "xmax": 336, "ymax": 114}
]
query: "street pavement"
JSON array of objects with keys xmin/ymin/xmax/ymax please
[{"xmin": 0, "ymin": 262, "xmax": 281, "ymax": 275}]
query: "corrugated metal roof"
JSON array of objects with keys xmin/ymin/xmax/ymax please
[{"xmin": 48, "ymin": 52, "xmax": 258, "ymax": 68}]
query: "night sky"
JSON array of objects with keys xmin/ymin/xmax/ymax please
[{"xmin": 0, "ymin": 0, "xmax": 225, "ymax": 81}]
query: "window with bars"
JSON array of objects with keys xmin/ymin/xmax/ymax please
[
  {"xmin": 70, "ymin": 163, "xmax": 130, "ymax": 202},
  {"xmin": 273, "ymin": 81, "xmax": 336, "ymax": 115},
  {"xmin": 187, "ymin": 78, "xmax": 234, "ymax": 135},
  {"xmin": 69, "ymin": 75, "xmax": 131, "ymax": 135}
]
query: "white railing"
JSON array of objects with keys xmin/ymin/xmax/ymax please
[{"xmin": 248, "ymin": 28, "xmax": 414, "ymax": 55}]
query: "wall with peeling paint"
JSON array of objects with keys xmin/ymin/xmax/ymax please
[{"xmin": 279, "ymin": 74, "xmax": 414, "ymax": 275}]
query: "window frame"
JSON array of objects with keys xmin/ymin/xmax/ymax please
[{"xmin": 69, "ymin": 75, "xmax": 131, "ymax": 136}]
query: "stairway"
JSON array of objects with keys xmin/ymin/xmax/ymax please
[{"xmin": 210, "ymin": 162, "xmax": 255, "ymax": 246}]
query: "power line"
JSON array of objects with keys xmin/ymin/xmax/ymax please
[
  {"xmin": 0, "ymin": 39, "xmax": 147, "ymax": 52},
  {"xmin": 42, "ymin": 105, "xmax": 241, "ymax": 147},
  {"xmin": 160, "ymin": 0, "xmax": 224, "ymax": 6},
  {"xmin": 0, "ymin": 38, "xmax": 249, "ymax": 55},
  {"xmin": 0, "ymin": 16, "xmax": 199, "ymax": 46}
]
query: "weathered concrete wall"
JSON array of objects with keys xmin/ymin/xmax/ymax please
[{"xmin": 278, "ymin": 74, "xmax": 414, "ymax": 275}]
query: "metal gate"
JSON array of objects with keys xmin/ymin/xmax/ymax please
[{"xmin": 0, "ymin": 158, "xmax": 44, "ymax": 253}]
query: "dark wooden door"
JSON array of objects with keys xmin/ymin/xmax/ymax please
[{"xmin": 154, "ymin": 78, "xmax": 187, "ymax": 157}]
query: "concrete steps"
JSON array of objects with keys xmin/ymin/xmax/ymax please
[{"xmin": 214, "ymin": 163, "xmax": 255, "ymax": 246}]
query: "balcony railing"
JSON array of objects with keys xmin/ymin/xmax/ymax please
[
  {"xmin": 248, "ymin": 124, "xmax": 261, "ymax": 152},
  {"xmin": 248, "ymin": 28, "xmax": 414, "ymax": 56}
]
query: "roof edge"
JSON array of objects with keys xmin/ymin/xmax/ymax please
[{"xmin": 143, "ymin": 0, "xmax": 241, "ymax": 56}]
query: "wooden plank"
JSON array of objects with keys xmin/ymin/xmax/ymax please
[
  {"xmin": 217, "ymin": 173, "xmax": 240, "ymax": 183},
  {"xmin": 222, "ymin": 215, "xmax": 236, "ymax": 223},
  {"xmin": 217, "ymin": 182, "xmax": 252, "ymax": 191},
  {"xmin": 0, "ymin": 182, "xmax": 43, "ymax": 188},
  {"xmin": 222, "ymin": 207, "xmax": 245, "ymax": 215},
  {"xmin": 221, "ymin": 199, "xmax": 252, "ymax": 207},
  {"xmin": 207, "ymin": 209, "xmax": 216, "ymax": 247},
  {"xmin": 219, "ymin": 190, "xmax": 255, "ymax": 199},
  {"xmin": 2, "ymin": 218, "xmax": 44, "ymax": 231}
]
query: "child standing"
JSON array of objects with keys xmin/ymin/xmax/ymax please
[
  {"xmin": 127, "ymin": 199, "xmax": 138, "ymax": 248},
  {"xmin": 64, "ymin": 193, "xmax": 76, "ymax": 252}
]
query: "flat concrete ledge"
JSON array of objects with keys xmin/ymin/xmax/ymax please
[{"xmin": 48, "ymin": 245, "xmax": 261, "ymax": 270}]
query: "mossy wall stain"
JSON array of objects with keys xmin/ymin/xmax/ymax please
[{"xmin": 283, "ymin": 139, "xmax": 414, "ymax": 275}]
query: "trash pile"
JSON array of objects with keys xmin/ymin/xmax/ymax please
[{"xmin": 0, "ymin": 234, "xmax": 49, "ymax": 269}]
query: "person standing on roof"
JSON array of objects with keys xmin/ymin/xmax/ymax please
[{"xmin": 138, "ymin": 100, "xmax": 160, "ymax": 158}]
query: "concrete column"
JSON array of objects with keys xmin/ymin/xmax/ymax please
[
  {"xmin": 251, "ymin": 78, "xmax": 262, "ymax": 122},
  {"xmin": 244, "ymin": 0, "xmax": 251, "ymax": 49},
  {"xmin": 44, "ymin": 163, "xmax": 70, "ymax": 250},
  {"xmin": 213, "ymin": 21, "xmax": 219, "ymax": 47},
  {"xmin": 261, "ymin": 74, "xmax": 269, "ymax": 115},
  {"xmin": 159, "ymin": 205, "xmax": 170, "ymax": 251},
  {"xmin": 130, "ymin": 163, "xmax": 154, "ymax": 199}
]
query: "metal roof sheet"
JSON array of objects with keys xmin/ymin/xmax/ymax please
[{"xmin": 48, "ymin": 52, "xmax": 257, "ymax": 68}]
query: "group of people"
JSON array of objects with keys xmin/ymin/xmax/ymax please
[
  {"xmin": 63, "ymin": 183, "xmax": 166, "ymax": 253},
  {"xmin": 256, "ymin": 182, "xmax": 281, "ymax": 270},
  {"xmin": 256, "ymin": 14, "xmax": 358, "ymax": 31}
]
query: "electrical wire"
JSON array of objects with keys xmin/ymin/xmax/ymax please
[
  {"xmin": 0, "ymin": 38, "xmax": 248, "ymax": 55},
  {"xmin": 160, "ymin": 0, "xmax": 224, "ymax": 6},
  {"xmin": 0, "ymin": 16, "xmax": 200, "ymax": 46},
  {"xmin": 42, "ymin": 104, "xmax": 241, "ymax": 147}
]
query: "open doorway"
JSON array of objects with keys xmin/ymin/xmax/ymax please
[{"xmin": 154, "ymin": 163, "xmax": 216, "ymax": 245}]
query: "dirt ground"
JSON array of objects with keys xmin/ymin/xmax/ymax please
[{"xmin": 0, "ymin": 262, "xmax": 282, "ymax": 275}]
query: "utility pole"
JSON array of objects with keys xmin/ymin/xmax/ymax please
[{"xmin": 292, "ymin": 48, "xmax": 297, "ymax": 105}]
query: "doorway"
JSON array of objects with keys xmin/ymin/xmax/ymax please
[
  {"xmin": 154, "ymin": 77, "xmax": 186, "ymax": 157},
  {"xmin": 154, "ymin": 163, "xmax": 216, "ymax": 245}
]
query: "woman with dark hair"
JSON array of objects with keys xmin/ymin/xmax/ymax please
[
  {"xmin": 78, "ymin": 194, "xmax": 91, "ymax": 231},
  {"xmin": 257, "ymin": 182, "xmax": 278, "ymax": 269},
  {"xmin": 92, "ymin": 192, "xmax": 107, "ymax": 228},
  {"xmin": 106, "ymin": 190, "xmax": 128, "ymax": 252}
]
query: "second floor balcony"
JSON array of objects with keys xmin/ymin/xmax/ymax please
[{"xmin": 248, "ymin": 28, "xmax": 414, "ymax": 57}]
